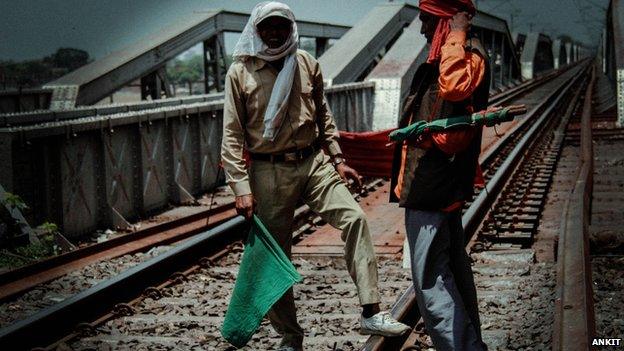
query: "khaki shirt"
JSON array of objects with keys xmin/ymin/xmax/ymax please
[{"xmin": 221, "ymin": 49, "xmax": 343, "ymax": 196}]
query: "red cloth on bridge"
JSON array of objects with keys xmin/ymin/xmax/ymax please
[
  {"xmin": 419, "ymin": 0, "xmax": 476, "ymax": 63},
  {"xmin": 339, "ymin": 128, "xmax": 485, "ymax": 190},
  {"xmin": 338, "ymin": 129, "xmax": 396, "ymax": 177}
]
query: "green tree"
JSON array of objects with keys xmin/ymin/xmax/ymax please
[
  {"xmin": 48, "ymin": 48, "xmax": 90, "ymax": 71},
  {"xmin": 1, "ymin": 47, "xmax": 91, "ymax": 88},
  {"xmin": 167, "ymin": 55, "xmax": 204, "ymax": 94}
]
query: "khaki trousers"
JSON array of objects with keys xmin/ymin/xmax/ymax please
[{"xmin": 249, "ymin": 150, "xmax": 381, "ymax": 347}]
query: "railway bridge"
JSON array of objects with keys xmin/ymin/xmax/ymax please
[{"xmin": 0, "ymin": 1, "xmax": 622, "ymax": 350}]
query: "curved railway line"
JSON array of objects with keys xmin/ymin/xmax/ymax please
[
  {"xmin": 0, "ymin": 64, "xmax": 576, "ymax": 303},
  {"xmin": 0, "ymin": 61, "xmax": 604, "ymax": 350},
  {"xmin": 363, "ymin": 61, "xmax": 593, "ymax": 351}
]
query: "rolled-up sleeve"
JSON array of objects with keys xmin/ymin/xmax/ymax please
[
  {"xmin": 312, "ymin": 60, "xmax": 343, "ymax": 157},
  {"xmin": 221, "ymin": 66, "xmax": 251, "ymax": 196},
  {"xmin": 432, "ymin": 30, "xmax": 486, "ymax": 154},
  {"xmin": 438, "ymin": 30, "xmax": 486, "ymax": 102}
]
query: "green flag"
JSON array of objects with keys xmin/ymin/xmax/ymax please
[
  {"xmin": 221, "ymin": 215, "xmax": 302, "ymax": 348},
  {"xmin": 388, "ymin": 107, "xmax": 514, "ymax": 142}
]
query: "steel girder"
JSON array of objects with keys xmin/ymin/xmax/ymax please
[
  {"xmin": 45, "ymin": 10, "xmax": 349, "ymax": 108},
  {"xmin": 520, "ymin": 32, "xmax": 554, "ymax": 80}
]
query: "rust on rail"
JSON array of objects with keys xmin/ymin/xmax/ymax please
[{"xmin": 553, "ymin": 65, "xmax": 596, "ymax": 350}]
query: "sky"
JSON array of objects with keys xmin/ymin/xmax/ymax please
[{"xmin": 0, "ymin": 0, "xmax": 610, "ymax": 62}]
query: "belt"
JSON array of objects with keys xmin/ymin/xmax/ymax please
[{"xmin": 249, "ymin": 142, "xmax": 320, "ymax": 163}]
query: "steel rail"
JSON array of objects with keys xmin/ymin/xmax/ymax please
[
  {"xmin": 0, "ymin": 202, "xmax": 236, "ymax": 303},
  {"xmin": 464, "ymin": 63, "xmax": 587, "ymax": 236},
  {"xmin": 0, "ymin": 176, "xmax": 384, "ymax": 305},
  {"xmin": 0, "ymin": 216, "xmax": 248, "ymax": 350},
  {"xmin": 477, "ymin": 61, "xmax": 585, "ymax": 174},
  {"xmin": 360, "ymin": 61, "xmax": 590, "ymax": 351},
  {"xmin": 553, "ymin": 65, "xmax": 596, "ymax": 351},
  {"xmin": 0, "ymin": 68, "xmax": 568, "ymax": 303},
  {"xmin": 0, "ymin": 178, "xmax": 384, "ymax": 350},
  {"xmin": 477, "ymin": 60, "xmax": 590, "ymax": 172},
  {"xmin": 0, "ymin": 64, "xmax": 584, "ymax": 347},
  {"xmin": 488, "ymin": 65, "xmax": 570, "ymax": 106}
]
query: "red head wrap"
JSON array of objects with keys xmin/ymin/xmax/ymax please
[{"xmin": 419, "ymin": 0, "xmax": 476, "ymax": 63}]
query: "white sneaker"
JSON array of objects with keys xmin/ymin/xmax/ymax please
[{"xmin": 359, "ymin": 311, "xmax": 411, "ymax": 337}]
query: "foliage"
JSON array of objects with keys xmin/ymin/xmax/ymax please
[
  {"xmin": 166, "ymin": 53, "xmax": 235, "ymax": 93},
  {"xmin": 0, "ymin": 250, "xmax": 31, "ymax": 268},
  {"xmin": 167, "ymin": 54, "xmax": 204, "ymax": 86},
  {"xmin": 0, "ymin": 221, "xmax": 61, "ymax": 269},
  {"xmin": 37, "ymin": 221, "xmax": 59, "ymax": 236},
  {"xmin": 0, "ymin": 48, "xmax": 90, "ymax": 88},
  {"xmin": 2, "ymin": 192, "xmax": 28, "ymax": 211},
  {"xmin": 16, "ymin": 231, "xmax": 57, "ymax": 258},
  {"xmin": 47, "ymin": 48, "xmax": 90, "ymax": 71},
  {"xmin": 0, "ymin": 192, "xmax": 25, "ymax": 245},
  {"xmin": 224, "ymin": 55, "xmax": 234, "ymax": 70},
  {"xmin": 0, "ymin": 192, "xmax": 61, "ymax": 269}
]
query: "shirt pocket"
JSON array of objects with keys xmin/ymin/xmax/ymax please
[
  {"xmin": 243, "ymin": 74, "xmax": 266, "ymax": 129},
  {"xmin": 299, "ymin": 80, "xmax": 316, "ymax": 123}
]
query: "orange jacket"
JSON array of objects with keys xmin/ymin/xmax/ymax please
[
  {"xmin": 426, "ymin": 30, "xmax": 486, "ymax": 155},
  {"xmin": 394, "ymin": 30, "xmax": 486, "ymax": 209}
]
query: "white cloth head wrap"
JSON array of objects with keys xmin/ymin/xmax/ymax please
[{"xmin": 232, "ymin": 1, "xmax": 299, "ymax": 140}]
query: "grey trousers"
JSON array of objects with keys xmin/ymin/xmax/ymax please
[
  {"xmin": 249, "ymin": 150, "xmax": 381, "ymax": 348},
  {"xmin": 405, "ymin": 208, "xmax": 485, "ymax": 351}
]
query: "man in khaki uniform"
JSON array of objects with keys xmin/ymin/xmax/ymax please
[{"xmin": 220, "ymin": 2, "xmax": 409, "ymax": 350}]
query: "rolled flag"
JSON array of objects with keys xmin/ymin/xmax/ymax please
[
  {"xmin": 388, "ymin": 105, "xmax": 527, "ymax": 142},
  {"xmin": 221, "ymin": 215, "xmax": 302, "ymax": 348}
]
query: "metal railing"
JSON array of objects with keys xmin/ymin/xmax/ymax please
[
  {"xmin": 1, "ymin": 82, "xmax": 375, "ymax": 129},
  {"xmin": 0, "ymin": 100, "xmax": 226, "ymax": 237},
  {"xmin": 325, "ymin": 81, "xmax": 375, "ymax": 132},
  {"xmin": 0, "ymin": 81, "xmax": 375, "ymax": 237},
  {"xmin": 0, "ymin": 92, "xmax": 225, "ymax": 127}
]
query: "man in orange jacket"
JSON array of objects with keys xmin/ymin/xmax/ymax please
[{"xmin": 390, "ymin": 0, "xmax": 489, "ymax": 349}]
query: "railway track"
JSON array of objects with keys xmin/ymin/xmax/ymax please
[
  {"xmin": 1, "ymin": 181, "xmax": 394, "ymax": 350},
  {"xmin": 553, "ymin": 66, "xmax": 596, "ymax": 350},
  {"xmin": 0, "ymin": 194, "xmax": 237, "ymax": 303},
  {"xmin": 0, "ymin": 62, "xmax": 594, "ymax": 350},
  {"xmin": 568, "ymin": 76, "xmax": 624, "ymax": 348},
  {"xmin": 363, "ymin": 61, "xmax": 593, "ymax": 350},
  {"xmin": 0, "ymin": 63, "xmax": 576, "ymax": 302},
  {"xmin": 0, "ymin": 65, "xmax": 573, "ymax": 306}
]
